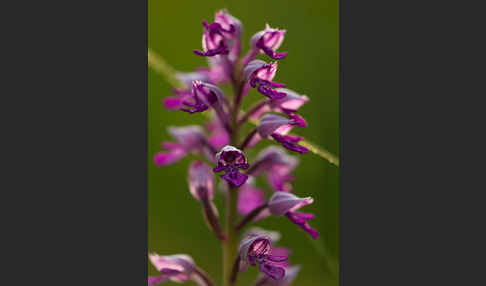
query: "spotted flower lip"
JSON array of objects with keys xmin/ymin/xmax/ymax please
[
  {"xmin": 148, "ymin": 253, "xmax": 196, "ymax": 285},
  {"xmin": 194, "ymin": 21, "xmax": 234, "ymax": 57},
  {"xmin": 154, "ymin": 126, "xmax": 209, "ymax": 167},
  {"xmin": 251, "ymin": 24, "xmax": 287, "ymax": 60},
  {"xmin": 243, "ymin": 60, "xmax": 286, "ymax": 100},
  {"xmin": 268, "ymin": 192, "xmax": 318, "ymax": 239},
  {"xmin": 239, "ymin": 234, "xmax": 287, "ymax": 280},
  {"xmin": 213, "ymin": 145, "xmax": 249, "ymax": 187},
  {"xmin": 188, "ymin": 161, "xmax": 214, "ymax": 200}
]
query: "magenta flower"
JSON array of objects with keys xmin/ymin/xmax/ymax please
[
  {"xmin": 247, "ymin": 146, "xmax": 299, "ymax": 192},
  {"xmin": 194, "ymin": 20, "xmax": 234, "ymax": 57},
  {"xmin": 213, "ymin": 145, "xmax": 249, "ymax": 187},
  {"xmin": 154, "ymin": 126, "xmax": 215, "ymax": 167},
  {"xmin": 181, "ymin": 81, "xmax": 225, "ymax": 114},
  {"xmin": 268, "ymin": 192, "xmax": 319, "ymax": 239},
  {"xmin": 251, "ymin": 24, "xmax": 287, "ymax": 60},
  {"xmin": 214, "ymin": 9, "xmax": 242, "ymax": 62},
  {"xmin": 239, "ymin": 234, "xmax": 288, "ymax": 280},
  {"xmin": 243, "ymin": 60, "xmax": 286, "ymax": 100},
  {"xmin": 206, "ymin": 116, "xmax": 230, "ymax": 149},
  {"xmin": 148, "ymin": 253, "xmax": 196, "ymax": 285}
]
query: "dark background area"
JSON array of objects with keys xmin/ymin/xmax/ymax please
[{"xmin": 148, "ymin": 0, "xmax": 339, "ymax": 285}]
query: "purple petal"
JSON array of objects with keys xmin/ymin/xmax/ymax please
[
  {"xmin": 286, "ymin": 212, "xmax": 319, "ymax": 239},
  {"xmin": 268, "ymin": 192, "xmax": 314, "ymax": 216},
  {"xmin": 271, "ymin": 134, "xmax": 309, "ymax": 154},
  {"xmin": 221, "ymin": 170, "xmax": 248, "ymax": 187},
  {"xmin": 257, "ymin": 114, "xmax": 294, "ymax": 138}
]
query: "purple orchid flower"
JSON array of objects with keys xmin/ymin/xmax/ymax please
[
  {"xmin": 213, "ymin": 145, "xmax": 249, "ymax": 187},
  {"xmin": 194, "ymin": 20, "xmax": 234, "ymax": 57},
  {"xmin": 257, "ymin": 114, "xmax": 306, "ymax": 138},
  {"xmin": 250, "ymin": 88, "xmax": 309, "ymax": 121},
  {"xmin": 243, "ymin": 60, "xmax": 286, "ymax": 100},
  {"xmin": 154, "ymin": 126, "xmax": 215, "ymax": 167},
  {"xmin": 214, "ymin": 9, "xmax": 242, "ymax": 62},
  {"xmin": 163, "ymin": 71, "xmax": 212, "ymax": 110},
  {"xmin": 238, "ymin": 234, "xmax": 288, "ymax": 280},
  {"xmin": 247, "ymin": 146, "xmax": 299, "ymax": 192},
  {"xmin": 251, "ymin": 24, "xmax": 288, "ymax": 60},
  {"xmin": 148, "ymin": 253, "xmax": 196, "ymax": 285},
  {"xmin": 189, "ymin": 161, "xmax": 225, "ymax": 240},
  {"xmin": 181, "ymin": 81, "xmax": 225, "ymax": 114},
  {"xmin": 268, "ymin": 192, "xmax": 319, "ymax": 239}
]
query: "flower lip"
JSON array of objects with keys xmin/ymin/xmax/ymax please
[{"xmin": 213, "ymin": 145, "xmax": 249, "ymax": 187}]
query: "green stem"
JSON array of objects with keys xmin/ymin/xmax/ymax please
[
  {"xmin": 222, "ymin": 185, "xmax": 238, "ymax": 286},
  {"xmin": 223, "ymin": 70, "xmax": 242, "ymax": 286}
]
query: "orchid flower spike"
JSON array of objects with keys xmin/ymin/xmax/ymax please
[
  {"xmin": 213, "ymin": 145, "xmax": 249, "ymax": 187},
  {"xmin": 238, "ymin": 234, "xmax": 288, "ymax": 280},
  {"xmin": 251, "ymin": 24, "xmax": 288, "ymax": 60},
  {"xmin": 268, "ymin": 192, "xmax": 319, "ymax": 239},
  {"xmin": 243, "ymin": 60, "xmax": 286, "ymax": 100}
]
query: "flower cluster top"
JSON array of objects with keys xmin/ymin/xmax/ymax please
[{"xmin": 150, "ymin": 9, "xmax": 320, "ymax": 286}]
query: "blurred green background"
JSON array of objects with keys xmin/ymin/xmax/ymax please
[{"xmin": 148, "ymin": 0, "xmax": 338, "ymax": 285}]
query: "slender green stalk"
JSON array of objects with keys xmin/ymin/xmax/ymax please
[
  {"xmin": 223, "ymin": 66, "xmax": 243, "ymax": 286},
  {"xmin": 147, "ymin": 48, "xmax": 185, "ymax": 89}
]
